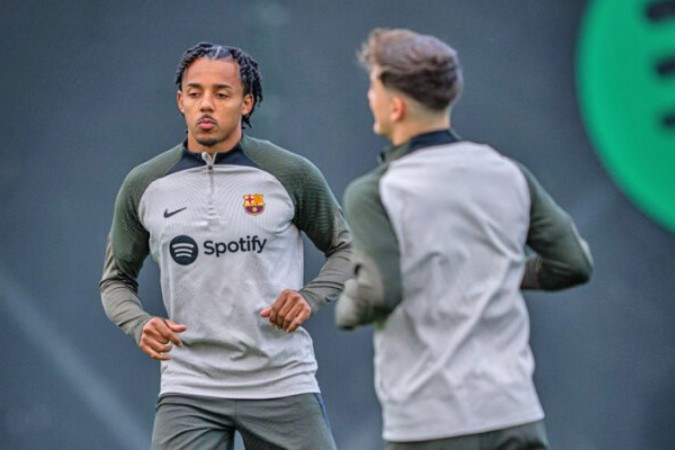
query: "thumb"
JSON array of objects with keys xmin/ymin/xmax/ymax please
[
  {"xmin": 260, "ymin": 307, "xmax": 271, "ymax": 318},
  {"xmin": 164, "ymin": 319, "xmax": 187, "ymax": 332}
]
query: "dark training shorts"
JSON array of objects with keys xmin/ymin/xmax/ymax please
[
  {"xmin": 385, "ymin": 420, "xmax": 549, "ymax": 450},
  {"xmin": 150, "ymin": 393, "xmax": 337, "ymax": 450}
]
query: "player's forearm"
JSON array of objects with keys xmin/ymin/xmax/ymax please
[
  {"xmin": 522, "ymin": 223, "xmax": 593, "ymax": 290},
  {"xmin": 518, "ymin": 163, "xmax": 593, "ymax": 291},
  {"xmin": 299, "ymin": 238, "xmax": 353, "ymax": 313},
  {"xmin": 100, "ymin": 280, "xmax": 152, "ymax": 344}
]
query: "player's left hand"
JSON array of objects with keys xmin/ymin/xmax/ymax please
[{"xmin": 260, "ymin": 289, "xmax": 311, "ymax": 332}]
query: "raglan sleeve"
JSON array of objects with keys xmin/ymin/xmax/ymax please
[
  {"xmin": 517, "ymin": 163, "xmax": 594, "ymax": 290},
  {"xmin": 99, "ymin": 172, "xmax": 153, "ymax": 344},
  {"xmin": 335, "ymin": 172, "xmax": 402, "ymax": 329},
  {"xmin": 293, "ymin": 159, "xmax": 353, "ymax": 314}
]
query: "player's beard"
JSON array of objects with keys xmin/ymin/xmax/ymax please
[{"xmin": 197, "ymin": 137, "xmax": 220, "ymax": 147}]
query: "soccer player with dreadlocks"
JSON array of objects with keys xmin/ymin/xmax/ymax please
[{"xmin": 99, "ymin": 42, "xmax": 350, "ymax": 449}]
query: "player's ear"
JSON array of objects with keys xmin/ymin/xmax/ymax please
[
  {"xmin": 241, "ymin": 93, "xmax": 254, "ymax": 116},
  {"xmin": 177, "ymin": 90, "xmax": 185, "ymax": 115},
  {"xmin": 391, "ymin": 96, "xmax": 405, "ymax": 122}
]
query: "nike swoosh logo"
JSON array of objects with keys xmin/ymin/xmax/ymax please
[{"xmin": 163, "ymin": 207, "xmax": 187, "ymax": 218}]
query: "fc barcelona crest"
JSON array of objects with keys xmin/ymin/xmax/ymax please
[{"xmin": 243, "ymin": 193, "xmax": 265, "ymax": 215}]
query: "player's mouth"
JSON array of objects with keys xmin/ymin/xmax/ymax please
[{"xmin": 197, "ymin": 117, "xmax": 216, "ymax": 131}]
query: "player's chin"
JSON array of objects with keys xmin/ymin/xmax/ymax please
[{"xmin": 196, "ymin": 136, "xmax": 221, "ymax": 148}]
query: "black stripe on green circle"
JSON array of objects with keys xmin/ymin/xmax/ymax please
[{"xmin": 577, "ymin": 0, "xmax": 675, "ymax": 233}]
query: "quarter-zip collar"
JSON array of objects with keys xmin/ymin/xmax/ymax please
[
  {"xmin": 172, "ymin": 136, "xmax": 255, "ymax": 172},
  {"xmin": 378, "ymin": 129, "xmax": 462, "ymax": 165},
  {"xmin": 182, "ymin": 140, "xmax": 245, "ymax": 165},
  {"xmin": 168, "ymin": 136, "xmax": 256, "ymax": 175}
]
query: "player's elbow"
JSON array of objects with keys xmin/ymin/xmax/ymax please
[
  {"xmin": 568, "ymin": 240, "xmax": 594, "ymax": 286},
  {"xmin": 568, "ymin": 262, "xmax": 592, "ymax": 286},
  {"xmin": 553, "ymin": 238, "xmax": 594, "ymax": 289}
]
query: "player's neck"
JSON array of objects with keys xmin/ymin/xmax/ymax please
[{"xmin": 391, "ymin": 116, "xmax": 451, "ymax": 147}]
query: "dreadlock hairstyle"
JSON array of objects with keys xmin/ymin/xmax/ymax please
[{"xmin": 175, "ymin": 42, "xmax": 264, "ymax": 129}]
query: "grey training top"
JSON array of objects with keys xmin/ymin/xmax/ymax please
[
  {"xmin": 336, "ymin": 130, "xmax": 592, "ymax": 441},
  {"xmin": 100, "ymin": 134, "xmax": 352, "ymax": 399}
]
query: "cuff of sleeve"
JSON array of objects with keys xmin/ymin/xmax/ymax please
[
  {"xmin": 128, "ymin": 315, "xmax": 153, "ymax": 346},
  {"xmin": 298, "ymin": 289, "xmax": 323, "ymax": 315}
]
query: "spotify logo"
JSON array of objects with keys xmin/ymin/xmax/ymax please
[
  {"xmin": 577, "ymin": 0, "xmax": 675, "ymax": 232},
  {"xmin": 170, "ymin": 235, "xmax": 199, "ymax": 265}
]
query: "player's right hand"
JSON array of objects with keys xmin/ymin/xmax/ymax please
[{"xmin": 139, "ymin": 317, "xmax": 187, "ymax": 361}]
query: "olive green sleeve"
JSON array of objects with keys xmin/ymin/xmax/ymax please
[
  {"xmin": 292, "ymin": 158, "xmax": 353, "ymax": 313},
  {"xmin": 335, "ymin": 170, "xmax": 402, "ymax": 329},
  {"xmin": 99, "ymin": 170, "xmax": 153, "ymax": 344},
  {"xmin": 100, "ymin": 238, "xmax": 152, "ymax": 344},
  {"xmin": 99, "ymin": 145, "xmax": 183, "ymax": 343},
  {"xmin": 241, "ymin": 136, "xmax": 352, "ymax": 313},
  {"xmin": 517, "ymin": 163, "xmax": 594, "ymax": 290}
]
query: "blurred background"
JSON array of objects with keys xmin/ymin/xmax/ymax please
[{"xmin": 1, "ymin": 1, "xmax": 674, "ymax": 449}]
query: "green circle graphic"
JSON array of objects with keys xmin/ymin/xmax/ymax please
[{"xmin": 577, "ymin": 0, "xmax": 675, "ymax": 232}]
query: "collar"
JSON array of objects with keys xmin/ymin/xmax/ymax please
[
  {"xmin": 181, "ymin": 139, "xmax": 245, "ymax": 164},
  {"xmin": 379, "ymin": 129, "xmax": 462, "ymax": 164}
]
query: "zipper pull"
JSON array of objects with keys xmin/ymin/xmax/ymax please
[{"xmin": 201, "ymin": 152, "xmax": 215, "ymax": 170}]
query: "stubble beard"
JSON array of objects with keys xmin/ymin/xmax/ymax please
[{"xmin": 196, "ymin": 137, "xmax": 220, "ymax": 147}]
